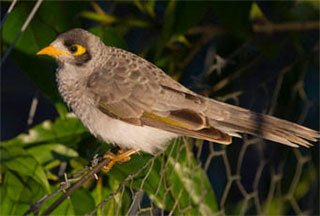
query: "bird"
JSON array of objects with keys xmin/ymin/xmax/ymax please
[{"xmin": 37, "ymin": 28, "xmax": 319, "ymax": 170}]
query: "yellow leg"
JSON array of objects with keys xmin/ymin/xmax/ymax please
[{"xmin": 102, "ymin": 149, "xmax": 140, "ymax": 172}]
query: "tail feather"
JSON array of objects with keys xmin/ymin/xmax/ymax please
[{"xmin": 207, "ymin": 99, "xmax": 319, "ymax": 147}]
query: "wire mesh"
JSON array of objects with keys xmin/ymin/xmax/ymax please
[{"xmin": 2, "ymin": 1, "xmax": 318, "ymax": 215}]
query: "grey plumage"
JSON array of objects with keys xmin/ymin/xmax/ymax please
[{"xmin": 38, "ymin": 28, "xmax": 319, "ymax": 154}]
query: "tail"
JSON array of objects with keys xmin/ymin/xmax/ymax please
[{"xmin": 206, "ymin": 99, "xmax": 319, "ymax": 147}]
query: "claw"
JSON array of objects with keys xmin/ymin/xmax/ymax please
[{"xmin": 102, "ymin": 149, "xmax": 140, "ymax": 172}]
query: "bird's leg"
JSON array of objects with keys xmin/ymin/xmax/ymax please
[{"xmin": 102, "ymin": 149, "xmax": 140, "ymax": 172}]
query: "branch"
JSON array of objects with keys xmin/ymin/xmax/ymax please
[
  {"xmin": 212, "ymin": 57, "xmax": 261, "ymax": 93},
  {"xmin": 179, "ymin": 26, "xmax": 224, "ymax": 69},
  {"xmin": 22, "ymin": 166, "xmax": 89, "ymax": 216},
  {"xmin": 23, "ymin": 154, "xmax": 111, "ymax": 216},
  {"xmin": 186, "ymin": 21, "xmax": 320, "ymax": 36},
  {"xmin": 41, "ymin": 157, "xmax": 111, "ymax": 216},
  {"xmin": 253, "ymin": 21, "xmax": 320, "ymax": 33}
]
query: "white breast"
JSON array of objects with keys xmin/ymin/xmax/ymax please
[{"xmin": 83, "ymin": 106, "xmax": 179, "ymax": 154}]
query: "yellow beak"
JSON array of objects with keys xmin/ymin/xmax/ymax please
[{"xmin": 37, "ymin": 45, "xmax": 69, "ymax": 56}]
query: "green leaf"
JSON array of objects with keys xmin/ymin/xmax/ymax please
[
  {"xmin": 154, "ymin": 140, "xmax": 218, "ymax": 215},
  {"xmin": 154, "ymin": 0, "xmax": 177, "ymax": 59},
  {"xmin": 39, "ymin": 185, "xmax": 75, "ymax": 215},
  {"xmin": 38, "ymin": 184, "xmax": 95, "ymax": 215},
  {"xmin": 1, "ymin": 116, "xmax": 88, "ymax": 147},
  {"xmin": 1, "ymin": 146, "xmax": 50, "ymax": 193},
  {"xmin": 37, "ymin": 2, "xmax": 86, "ymax": 33},
  {"xmin": 49, "ymin": 199, "xmax": 74, "ymax": 216},
  {"xmin": 262, "ymin": 197, "xmax": 288, "ymax": 215},
  {"xmin": 169, "ymin": 34, "xmax": 191, "ymax": 47},
  {"xmin": 89, "ymin": 26, "xmax": 128, "ymax": 49},
  {"xmin": 27, "ymin": 143, "xmax": 78, "ymax": 165},
  {"xmin": 209, "ymin": 1, "xmax": 252, "ymax": 39},
  {"xmin": 174, "ymin": 1, "xmax": 206, "ymax": 34},
  {"xmin": 0, "ymin": 171, "xmax": 46, "ymax": 216},
  {"xmin": 69, "ymin": 157, "xmax": 88, "ymax": 174},
  {"xmin": 166, "ymin": 148, "xmax": 218, "ymax": 214},
  {"xmin": 156, "ymin": 1, "xmax": 206, "ymax": 59},
  {"xmin": 80, "ymin": 11, "xmax": 116, "ymax": 24},
  {"xmin": 134, "ymin": 0, "xmax": 156, "ymax": 18},
  {"xmin": 163, "ymin": 0, "xmax": 177, "ymax": 40},
  {"xmin": 91, "ymin": 177, "xmax": 131, "ymax": 215},
  {"xmin": 145, "ymin": 0, "xmax": 156, "ymax": 18},
  {"xmin": 70, "ymin": 188, "xmax": 95, "ymax": 215},
  {"xmin": 250, "ymin": 2, "xmax": 265, "ymax": 20},
  {"xmin": 294, "ymin": 164, "xmax": 317, "ymax": 199},
  {"xmin": 91, "ymin": 178, "xmax": 110, "ymax": 215},
  {"xmin": 288, "ymin": 1, "xmax": 320, "ymax": 21},
  {"xmin": 54, "ymin": 102, "xmax": 69, "ymax": 119},
  {"xmin": 122, "ymin": 18, "xmax": 152, "ymax": 28}
]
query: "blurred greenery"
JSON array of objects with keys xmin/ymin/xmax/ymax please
[{"xmin": 1, "ymin": 0, "xmax": 319, "ymax": 215}]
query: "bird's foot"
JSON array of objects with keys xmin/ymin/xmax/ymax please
[{"xmin": 102, "ymin": 149, "xmax": 140, "ymax": 172}]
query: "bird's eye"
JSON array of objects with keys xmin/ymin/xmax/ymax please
[
  {"xmin": 69, "ymin": 45, "xmax": 77, "ymax": 53},
  {"xmin": 69, "ymin": 44, "xmax": 86, "ymax": 56}
]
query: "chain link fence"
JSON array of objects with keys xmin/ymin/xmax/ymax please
[{"xmin": 2, "ymin": 1, "xmax": 319, "ymax": 215}]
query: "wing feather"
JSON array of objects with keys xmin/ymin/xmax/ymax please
[{"xmin": 86, "ymin": 47, "xmax": 231, "ymax": 144}]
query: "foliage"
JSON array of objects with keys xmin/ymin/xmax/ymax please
[{"xmin": 1, "ymin": 1, "xmax": 319, "ymax": 215}]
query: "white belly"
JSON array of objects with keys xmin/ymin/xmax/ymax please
[{"xmin": 79, "ymin": 104, "xmax": 179, "ymax": 154}]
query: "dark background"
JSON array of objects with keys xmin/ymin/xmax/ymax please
[{"xmin": 1, "ymin": 1, "xmax": 319, "ymax": 215}]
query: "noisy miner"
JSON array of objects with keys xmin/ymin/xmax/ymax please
[{"xmin": 37, "ymin": 28, "xmax": 319, "ymax": 170}]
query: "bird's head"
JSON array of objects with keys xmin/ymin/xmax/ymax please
[{"xmin": 37, "ymin": 28, "xmax": 102, "ymax": 67}]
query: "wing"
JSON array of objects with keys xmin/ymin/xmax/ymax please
[{"xmin": 86, "ymin": 47, "xmax": 231, "ymax": 144}]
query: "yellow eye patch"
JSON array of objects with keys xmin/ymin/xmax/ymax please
[{"xmin": 69, "ymin": 44, "xmax": 86, "ymax": 56}]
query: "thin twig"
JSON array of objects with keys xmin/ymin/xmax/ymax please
[
  {"xmin": 26, "ymin": 93, "xmax": 39, "ymax": 128},
  {"xmin": 253, "ymin": 21, "xmax": 320, "ymax": 33},
  {"xmin": 41, "ymin": 157, "xmax": 111, "ymax": 215},
  {"xmin": 268, "ymin": 61, "xmax": 297, "ymax": 115},
  {"xmin": 212, "ymin": 57, "xmax": 261, "ymax": 92},
  {"xmin": 0, "ymin": 0, "xmax": 18, "ymax": 31},
  {"xmin": 180, "ymin": 27, "xmax": 222, "ymax": 69},
  {"xmin": 186, "ymin": 21, "xmax": 320, "ymax": 36},
  {"xmin": 22, "ymin": 167, "xmax": 87, "ymax": 215},
  {"xmin": 1, "ymin": 0, "xmax": 43, "ymax": 67}
]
